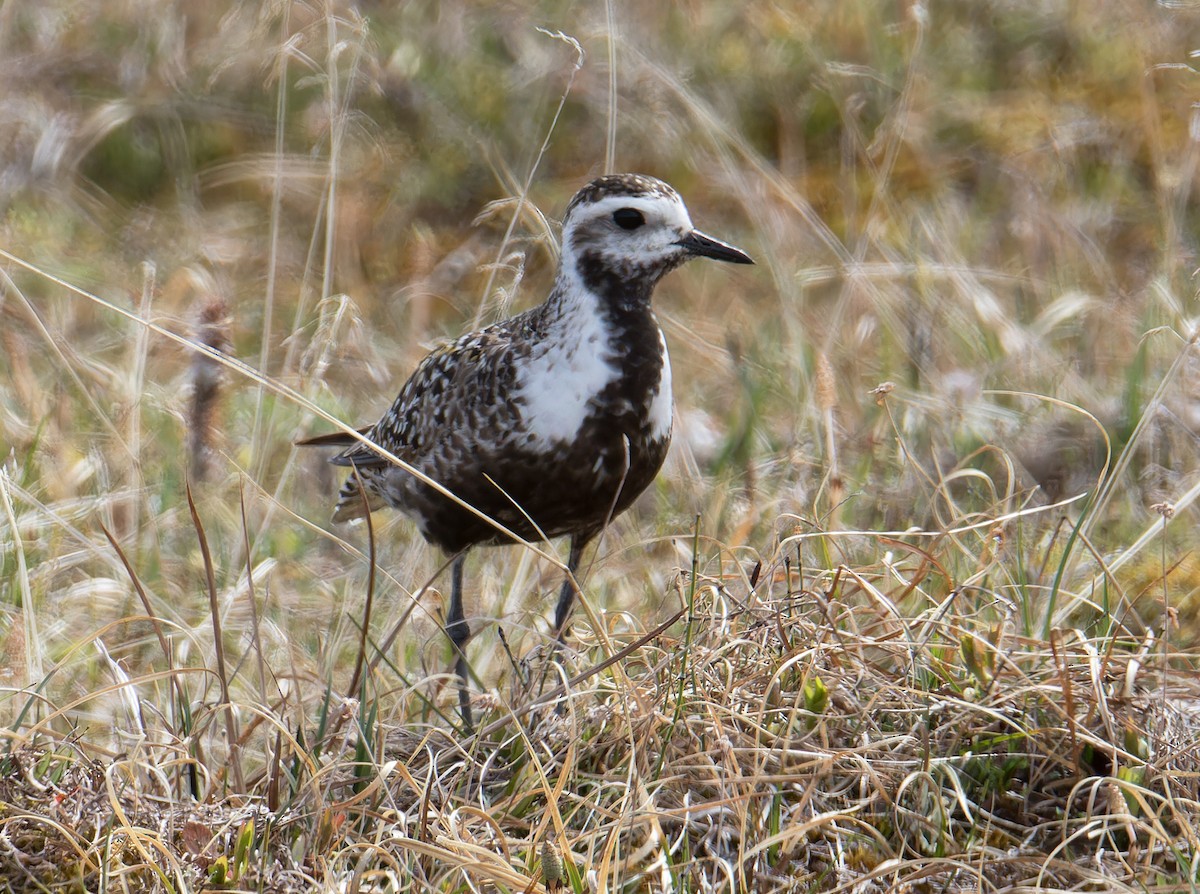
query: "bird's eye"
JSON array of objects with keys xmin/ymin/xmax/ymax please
[{"xmin": 612, "ymin": 208, "xmax": 645, "ymax": 230}]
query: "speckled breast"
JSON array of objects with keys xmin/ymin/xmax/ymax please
[{"xmin": 410, "ymin": 325, "xmax": 672, "ymax": 552}]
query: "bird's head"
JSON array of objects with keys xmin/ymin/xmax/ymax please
[{"xmin": 560, "ymin": 174, "xmax": 753, "ymax": 287}]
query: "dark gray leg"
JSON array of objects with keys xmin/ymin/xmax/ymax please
[
  {"xmin": 552, "ymin": 535, "xmax": 590, "ymax": 640},
  {"xmin": 446, "ymin": 553, "xmax": 473, "ymax": 730}
]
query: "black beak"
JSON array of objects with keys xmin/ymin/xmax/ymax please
[{"xmin": 677, "ymin": 229, "xmax": 754, "ymax": 265}]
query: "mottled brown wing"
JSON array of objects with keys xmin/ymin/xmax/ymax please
[{"xmin": 300, "ymin": 313, "xmax": 537, "ymax": 525}]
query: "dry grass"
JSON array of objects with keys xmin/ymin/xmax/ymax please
[{"xmin": 1, "ymin": 0, "xmax": 1199, "ymax": 890}]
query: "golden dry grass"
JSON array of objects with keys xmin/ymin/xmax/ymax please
[{"xmin": 1, "ymin": 0, "xmax": 1199, "ymax": 890}]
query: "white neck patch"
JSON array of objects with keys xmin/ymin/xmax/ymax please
[
  {"xmin": 516, "ymin": 276, "xmax": 617, "ymax": 447},
  {"xmin": 647, "ymin": 329, "xmax": 673, "ymax": 442}
]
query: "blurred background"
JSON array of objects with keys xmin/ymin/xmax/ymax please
[{"xmin": 1, "ymin": 0, "xmax": 1198, "ymax": 699}]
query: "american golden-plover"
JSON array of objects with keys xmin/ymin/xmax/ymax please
[{"xmin": 301, "ymin": 173, "xmax": 753, "ymax": 727}]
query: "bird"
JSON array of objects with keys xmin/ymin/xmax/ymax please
[{"xmin": 299, "ymin": 173, "xmax": 753, "ymax": 728}]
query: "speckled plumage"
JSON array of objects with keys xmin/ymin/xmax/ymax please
[{"xmin": 300, "ymin": 173, "xmax": 753, "ymax": 728}]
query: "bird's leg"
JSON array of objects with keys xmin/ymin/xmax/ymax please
[
  {"xmin": 552, "ymin": 535, "xmax": 589, "ymax": 642},
  {"xmin": 446, "ymin": 553, "xmax": 473, "ymax": 731},
  {"xmin": 552, "ymin": 437, "xmax": 623, "ymax": 643},
  {"xmin": 533, "ymin": 535, "xmax": 592, "ymax": 716}
]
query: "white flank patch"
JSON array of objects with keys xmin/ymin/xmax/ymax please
[
  {"xmin": 648, "ymin": 329, "xmax": 673, "ymax": 441},
  {"xmin": 517, "ymin": 283, "xmax": 616, "ymax": 447}
]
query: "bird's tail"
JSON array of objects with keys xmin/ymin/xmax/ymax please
[
  {"xmin": 295, "ymin": 429, "xmax": 364, "ymax": 449},
  {"xmin": 296, "ymin": 427, "xmax": 388, "ymax": 523}
]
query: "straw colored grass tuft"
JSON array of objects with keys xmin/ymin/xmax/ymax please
[{"xmin": 2, "ymin": 0, "xmax": 1199, "ymax": 890}]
